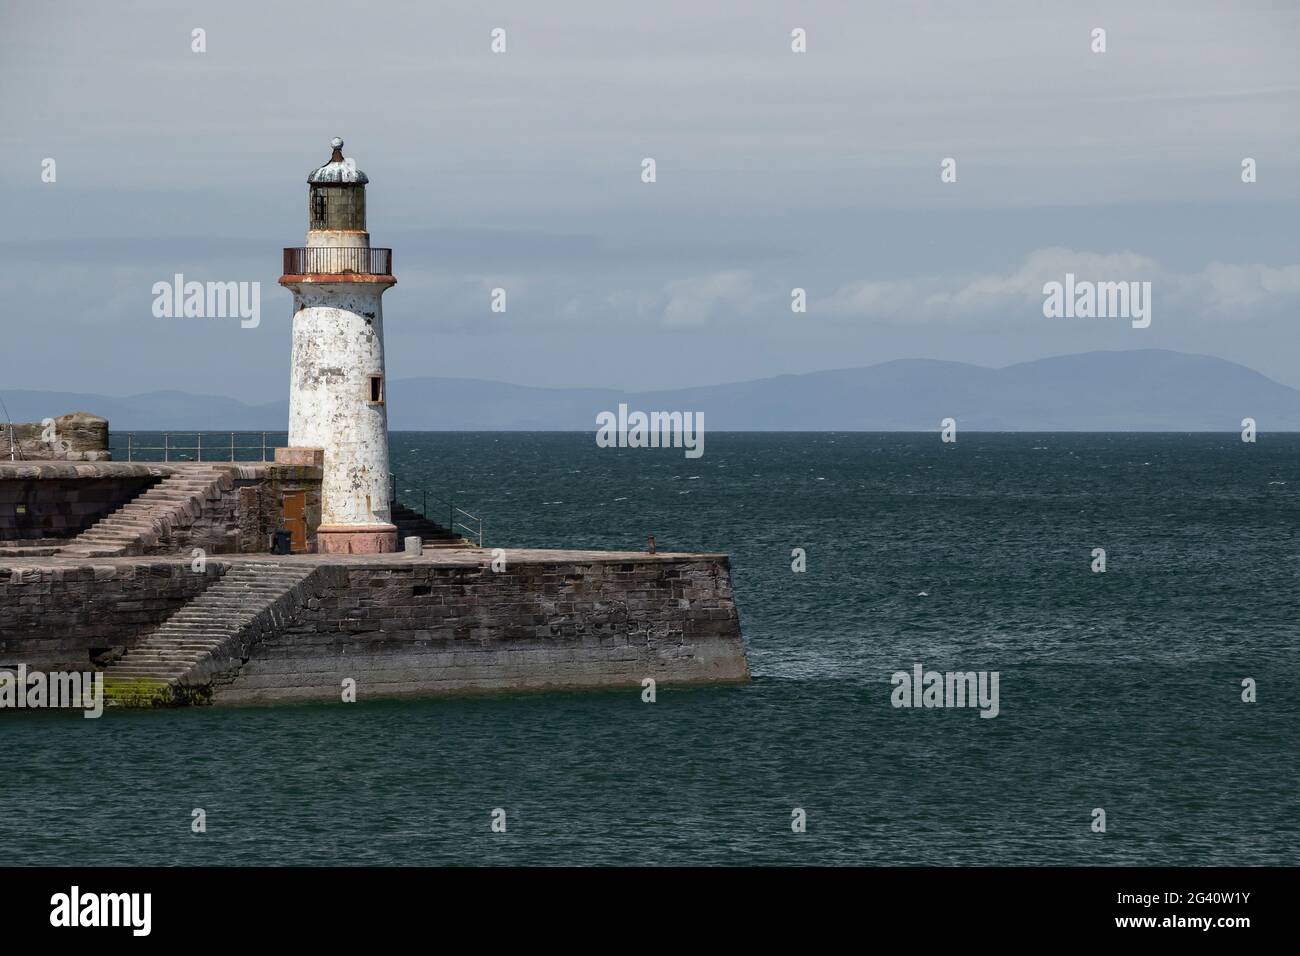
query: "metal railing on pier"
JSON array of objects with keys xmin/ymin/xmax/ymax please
[
  {"xmin": 112, "ymin": 432, "xmax": 289, "ymax": 463},
  {"xmin": 103, "ymin": 437, "xmax": 484, "ymax": 545},
  {"xmin": 390, "ymin": 473, "xmax": 483, "ymax": 547}
]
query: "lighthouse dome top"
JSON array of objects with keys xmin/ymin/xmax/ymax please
[{"xmin": 307, "ymin": 137, "xmax": 369, "ymax": 185}]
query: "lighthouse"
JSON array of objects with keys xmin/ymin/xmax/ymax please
[{"xmin": 279, "ymin": 138, "xmax": 397, "ymax": 553}]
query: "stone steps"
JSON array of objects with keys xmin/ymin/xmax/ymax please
[
  {"xmin": 173, "ymin": 592, "xmax": 300, "ymax": 603},
  {"xmin": 104, "ymin": 562, "xmax": 320, "ymax": 706},
  {"xmin": 130, "ymin": 644, "xmax": 229, "ymax": 653},
  {"xmin": 163, "ymin": 597, "xmax": 278, "ymax": 607},
  {"xmin": 139, "ymin": 649, "xmax": 232, "ymax": 656},
  {"xmin": 121, "ymin": 497, "xmax": 203, "ymax": 504},
  {"xmin": 144, "ymin": 634, "xmax": 236, "ymax": 642},
  {"xmin": 391, "ymin": 503, "xmax": 470, "ymax": 548},
  {"xmin": 60, "ymin": 468, "xmax": 228, "ymax": 556},
  {"xmin": 77, "ymin": 530, "xmax": 158, "ymax": 542},
  {"xmin": 0, "ymin": 545, "xmax": 61, "ymax": 557}
]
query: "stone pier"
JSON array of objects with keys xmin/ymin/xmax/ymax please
[{"xmin": 0, "ymin": 548, "xmax": 749, "ymax": 706}]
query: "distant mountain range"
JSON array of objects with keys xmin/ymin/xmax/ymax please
[{"xmin": 6, "ymin": 350, "xmax": 1300, "ymax": 431}]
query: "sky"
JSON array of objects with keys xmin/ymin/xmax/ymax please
[{"xmin": 1, "ymin": 0, "xmax": 1298, "ymax": 404}]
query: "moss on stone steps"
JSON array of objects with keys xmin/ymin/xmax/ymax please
[{"xmin": 103, "ymin": 676, "xmax": 212, "ymax": 708}]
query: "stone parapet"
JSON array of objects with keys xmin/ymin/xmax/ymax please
[{"xmin": 1, "ymin": 412, "xmax": 110, "ymax": 461}]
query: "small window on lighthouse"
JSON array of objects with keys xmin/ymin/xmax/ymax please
[
  {"xmin": 310, "ymin": 188, "xmax": 328, "ymax": 229},
  {"xmin": 369, "ymin": 375, "xmax": 384, "ymax": 404}
]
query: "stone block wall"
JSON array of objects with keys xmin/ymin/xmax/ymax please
[
  {"xmin": 0, "ymin": 550, "xmax": 750, "ymax": 703},
  {"xmin": 142, "ymin": 470, "xmax": 322, "ymax": 556},
  {"xmin": 0, "ymin": 559, "xmax": 224, "ymax": 670},
  {"xmin": 217, "ymin": 554, "xmax": 748, "ymax": 704},
  {"xmin": 139, "ymin": 479, "xmax": 246, "ymax": 555},
  {"xmin": 2, "ymin": 412, "xmax": 110, "ymax": 461},
  {"xmin": 0, "ymin": 478, "xmax": 156, "ymax": 541},
  {"xmin": 0, "ymin": 462, "xmax": 324, "ymax": 553},
  {"xmin": 251, "ymin": 470, "xmax": 322, "ymax": 553},
  {"xmin": 0, "ymin": 464, "xmax": 161, "ymax": 542}
]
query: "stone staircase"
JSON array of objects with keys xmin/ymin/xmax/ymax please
[
  {"xmin": 103, "ymin": 561, "xmax": 321, "ymax": 706},
  {"xmin": 60, "ymin": 466, "xmax": 229, "ymax": 557},
  {"xmin": 0, "ymin": 541, "xmax": 62, "ymax": 558},
  {"xmin": 391, "ymin": 502, "xmax": 470, "ymax": 548}
]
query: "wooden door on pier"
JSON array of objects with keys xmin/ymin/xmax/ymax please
[{"xmin": 282, "ymin": 491, "xmax": 307, "ymax": 553}]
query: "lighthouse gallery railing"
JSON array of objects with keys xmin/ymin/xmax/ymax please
[{"xmin": 282, "ymin": 246, "xmax": 392, "ymax": 276}]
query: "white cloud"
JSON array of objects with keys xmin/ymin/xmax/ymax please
[
  {"xmin": 1199, "ymin": 262, "xmax": 1300, "ymax": 318},
  {"xmin": 659, "ymin": 270, "xmax": 768, "ymax": 328},
  {"xmin": 819, "ymin": 248, "xmax": 1300, "ymax": 325}
]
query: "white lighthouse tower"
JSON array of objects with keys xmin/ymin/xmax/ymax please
[{"xmin": 279, "ymin": 138, "xmax": 397, "ymax": 553}]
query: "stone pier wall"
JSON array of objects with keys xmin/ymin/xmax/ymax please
[
  {"xmin": 0, "ymin": 560, "xmax": 225, "ymax": 670},
  {"xmin": 218, "ymin": 553, "xmax": 748, "ymax": 703},
  {"xmin": 0, "ymin": 475, "xmax": 157, "ymax": 541},
  {"xmin": 0, "ymin": 550, "xmax": 749, "ymax": 704}
]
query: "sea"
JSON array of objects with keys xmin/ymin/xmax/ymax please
[{"xmin": 2, "ymin": 432, "xmax": 1296, "ymax": 865}]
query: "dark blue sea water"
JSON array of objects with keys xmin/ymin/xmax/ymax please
[{"xmin": 3, "ymin": 433, "xmax": 1297, "ymax": 865}]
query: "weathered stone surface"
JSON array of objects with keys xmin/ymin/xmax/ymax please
[
  {"xmin": 0, "ymin": 475, "xmax": 155, "ymax": 541},
  {"xmin": 1, "ymin": 412, "xmax": 110, "ymax": 461},
  {"xmin": 136, "ymin": 474, "xmax": 320, "ymax": 556},
  {"xmin": 216, "ymin": 554, "xmax": 748, "ymax": 703},
  {"xmin": 274, "ymin": 446, "xmax": 324, "ymax": 468},
  {"xmin": 102, "ymin": 562, "xmax": 322, "ymax": 706},
  {"xmin": 0, "ymin": 558, "xmax": 225, "ymax": 670}
]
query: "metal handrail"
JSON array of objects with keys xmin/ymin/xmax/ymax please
[
  {"xmin": 390, "ymin": 472, "xmax": 483, "ymax": 547},
  {"xmin": 452, "ymin": 506, "xmax": 483, "ymax": 547},
  {"xmin": 113, "ymin": 432, "xmax": 288, "ymax": 462}
]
